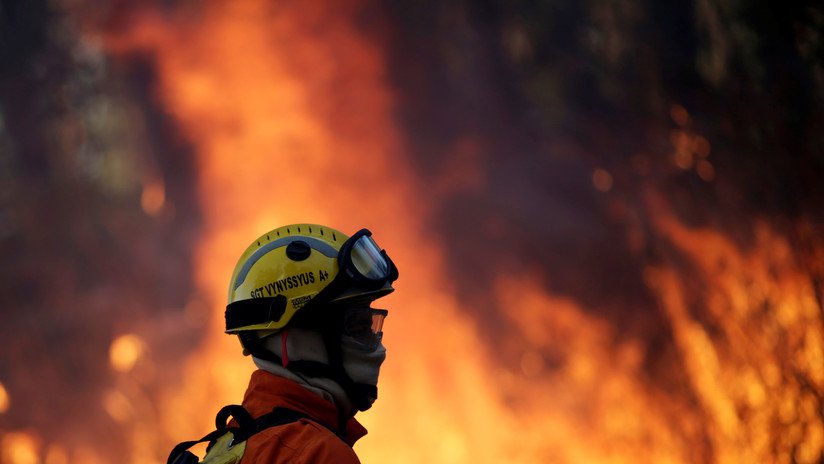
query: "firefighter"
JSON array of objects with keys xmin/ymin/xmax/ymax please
[{"xmin": 168, "ymin": 224, "xmax": 398, "ymax": 464}]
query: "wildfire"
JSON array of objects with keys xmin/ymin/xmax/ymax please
[{"xmin": 2, "ymin": 1, "xmax": 820, "ymax": 463}]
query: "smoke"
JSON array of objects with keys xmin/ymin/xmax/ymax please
[
  {"xmin": 0, "ymin": 0, "xmax": 202, "ymax": 456},
  {"xmin": 381, "ymin": 0, "xmax": 824, "ymax": 346}
]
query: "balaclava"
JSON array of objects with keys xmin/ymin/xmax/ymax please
[{"xmin": 253, "ymin": 328, "xmax": 386, "ymax": 415}]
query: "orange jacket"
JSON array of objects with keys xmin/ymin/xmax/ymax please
[{"xmin": 238, "ymin": 369, "xmax": 367, "ymax": 463}]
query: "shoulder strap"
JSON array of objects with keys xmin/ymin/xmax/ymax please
[
  {"xmin": 167, "ymin": 405, "xmax": 254, "ymax": 464},
  {"xmin": 166, "ymin": 405, "xmax": 344, "ymax": 464},
  {"xmin": 254, "ymin": 406, "xmax": 344, "ymax": 442}
]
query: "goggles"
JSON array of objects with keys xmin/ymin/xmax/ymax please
[
  {"xmin": 342, "ymin": 307, "xmax": 388, "ymax": 351},
  {"xmin": 336, "ymin": 229, "xmax": 398, "ymax": 289}
]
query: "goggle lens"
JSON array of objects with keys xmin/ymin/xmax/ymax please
[
  {"xmin": 350, "ymin": 235, "xmax": 389, "ymax": 280},
  {"xmin": 371, "ymin": 311, "xmax": 385, "ymax": 334},
  {"xmin": 343, "ymin": 307, "xmax": 388, "ymax": 351}
]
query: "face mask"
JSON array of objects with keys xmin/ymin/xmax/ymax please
[{"xmin": 341, "ymin": 337, "xmax": 386, "ymax": 405}]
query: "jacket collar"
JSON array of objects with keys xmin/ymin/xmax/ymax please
[{"xmin": 242, "ymin": 369, "xmax": 368, "ymax": 446}]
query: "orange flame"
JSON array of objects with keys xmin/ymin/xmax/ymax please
[{"xmin": 646, "ymin": 202, "xmax": 824, "ymax": 464}]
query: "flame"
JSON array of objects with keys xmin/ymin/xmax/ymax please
[
  {"xmin": 0, "ymin": 381, "xmax": 9, "ymax": 415},
  {"xmin": 645, "ymin": 204, "xmax": 824, "ymax": 464},
  {"xmin": 111, "ymin": 3, "xmax": 543, "ymax": 461},
  {"xmin": 64, "ymin": 1, "xmax": 823, "ymax": 462},
  {"xmin": 111, "ymin": 0, "xmax": 433, "ymax": 458}
]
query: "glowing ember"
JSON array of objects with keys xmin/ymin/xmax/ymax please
[
  {"xmin": 109, "ymin": 334, "xmax": 146, "ymax": 373},
  {"xmin": 592, "ymin": 168, "xmax": 614, "ymax": 192},
  {"xmin": 668, "ymin": 107, "xmax": 713, "ymax": 180},
  {"xmin": 696, "ymin": 159, "xmax": 715, "ymax": 181},
  {"xmin": 1, "ymin": 431, "xmax": 40, "ymax": 464},
  {"xmin": 103, "ymin": 390, "xmax": 135, "ymax": 423},
  {"xmin": 0, "ymin": 381, "xmax": 9, "ymax": 414},
  {"xmin": 670, "ymin": 104, "xmax": 691, "ymax": 127},
  {"xmin": 140, "ymin": 177, "xmax": 166, "ymax": 216}
]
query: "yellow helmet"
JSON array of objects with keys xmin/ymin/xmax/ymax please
[{"xmin": 225, "ymin": 223, "xmax": 397, "ymax": 334}]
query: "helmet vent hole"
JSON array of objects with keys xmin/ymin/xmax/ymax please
[
  {"xmin": 309, "ymin": 226, "xmax": 312, "ymax": 233},
  {"xmin": 297, "ymin": 226, "xmax": 301, "ymax": 232},
  {"xmin": 332, "ymin": 233, "xmax": 337, "ymax": 241},
  {"xmin": 266, "ymin": 234, "xmax": 270, "ymax": 240},
  {"xmin": 276, "ymin": 231, "xmax": 280, "ymax": 236},
  {"xmin": 287, "ymin": 228, "xmax": 291, "ymax": 233},
  {"xmin": 286, "ymin": 241, "xmax": 311, "ymax": 261},
  {"xmin": 320, "ymin": 229, "xmax": 324, "ymax": 236}
]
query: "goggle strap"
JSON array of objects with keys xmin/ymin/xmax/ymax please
[{"xmin": 382, "ymin": 250, "xmax": 399, "ymax": 282}]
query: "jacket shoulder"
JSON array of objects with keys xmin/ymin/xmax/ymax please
[{"xmin": 240, "ymin": 418, "xmax": 360, "ymax": 464}]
